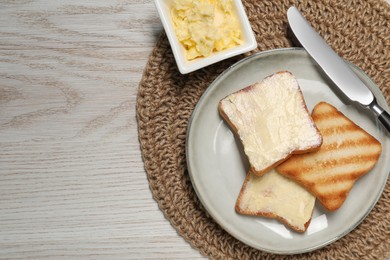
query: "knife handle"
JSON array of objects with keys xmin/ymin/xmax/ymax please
[
  {"xmin": 369, "ymin": 100, "xmax": 390, "ymax": 133},
  {"xmin": 378, "ymin": 111, "xmax": 390, "ymax": 133}
]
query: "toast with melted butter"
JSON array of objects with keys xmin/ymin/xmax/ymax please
[
  {"xmin": 236, "ymin": 169, "xmax": 316, "ymax": 232},
  {"xmin": 219, "ymin": 71, "xmax": 322, "ymax": 176}
]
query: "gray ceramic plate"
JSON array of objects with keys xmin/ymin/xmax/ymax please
[{"xmin": 186, "ymin": 48, "xmax": 390, "ymax": 254}]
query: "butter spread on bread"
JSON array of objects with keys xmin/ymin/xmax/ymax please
[
  {"xmin": 219, "ymin": 71, "xmax": 323, "ymax": 176},
  {"xmin": 236, "ymin": 169, "xmax": 315, "ymax": 232},
  {"xmin": 276, "ymin": 102, "xmax": 382, "ymax": 211}
]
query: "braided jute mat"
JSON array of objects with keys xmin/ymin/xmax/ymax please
[{"xmin": 137, "ymin": 0, "xmax": 390, "ymax": 258}]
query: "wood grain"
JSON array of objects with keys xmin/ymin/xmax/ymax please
[{"xmin": 0, "ymin": 0, "xmax": 203, "ymax": 258}]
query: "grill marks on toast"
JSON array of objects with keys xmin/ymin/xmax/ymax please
[{"xmin": 276, "ymin": 102, "xmax": 382, "ymax": 211}]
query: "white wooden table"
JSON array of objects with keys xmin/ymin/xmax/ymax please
[
  {"xmin": 1, "ymin": 1, "xmax": 388, "ymax": 259},
  {"xmin": 0, "ymin": 0, "xmax": 203, "ymax": 258}
]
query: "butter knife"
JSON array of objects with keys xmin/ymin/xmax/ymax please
[{"xmin": 287, "ymin": 6, "xmax": 390, "ymax": 132}]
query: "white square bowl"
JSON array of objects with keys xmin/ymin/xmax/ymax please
[{"xmin": 154, "ymin": 0, "xmax": 257, "ymax": 74}]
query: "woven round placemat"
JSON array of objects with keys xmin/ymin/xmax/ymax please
[{"xmin": 137, "ymin": 0, "xmax": 390, "ymax": 258}]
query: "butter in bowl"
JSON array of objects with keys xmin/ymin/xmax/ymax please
[{"xmin": 154, "ymin": 0, "xmax": 257, "ymax": 74}]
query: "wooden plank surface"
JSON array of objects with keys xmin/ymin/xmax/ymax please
[
  {"xmin": 0, "ymin": 0, "xmax": 203, "ymax": 258},
  {"xmin": 1, "ymin": 0, "xmax": 389, "ymax": 259}
]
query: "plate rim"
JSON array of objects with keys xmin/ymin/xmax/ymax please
[{"xmin": 185, "ymin": 47, "xmax": 390, "ymax": 254}]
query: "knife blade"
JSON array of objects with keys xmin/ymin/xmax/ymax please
[{"xmin": 287, "ymin": 6, "xmax": 390, "ymax": 133}]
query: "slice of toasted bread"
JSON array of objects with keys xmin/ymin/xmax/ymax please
[
  {"xmin": 276, "ymin": 102, "xmax": 382, "ymax": 211},
  {"xmin": 219, "ymin": 71, "xmax": 322, "ymax": 176},
  {"xmin": 236, "ymin": 169, "xmax": 316, "ymax": 232}
]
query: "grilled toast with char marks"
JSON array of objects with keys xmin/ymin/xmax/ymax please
[{"xmin": 276, "ymin": 102, "xmax": 382, "ymax": 211}]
